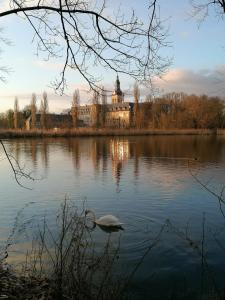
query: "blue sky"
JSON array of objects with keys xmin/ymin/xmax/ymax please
[{"xmin": 0, "ymin": 0, "xmax": 225, "ymax": 112}]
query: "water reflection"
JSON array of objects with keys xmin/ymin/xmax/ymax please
[
  {"xmin": 7, "ymin": 135, "xmax": 225, "ymax": 183},
  {"xmin": 2, "ymin": 136, "xmax": 225, "ymax": 300},
  {"xmin": 110, "ymin": 139, "xmax": 129, "ymax": 189}
]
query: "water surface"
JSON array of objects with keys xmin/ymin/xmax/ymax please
[{"xmin": 1, "ymin": 135, "xmax": 225, "ymax": 299}]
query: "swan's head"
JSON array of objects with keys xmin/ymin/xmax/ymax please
[
  {"xmin": 85, "ymin": 209, "xmax": 95, "ymax": 218},
  {"xmin": 85, "ymin": 209, "xmax": 92, "ymax": 216},
  {"xmin": 85, "ymin": 209, "xmax": 96, "ymax": 230}
]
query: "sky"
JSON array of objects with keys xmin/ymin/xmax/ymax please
[{"xmin": 0, "ymin": 0, "xmax": 225, "ymax": 112}]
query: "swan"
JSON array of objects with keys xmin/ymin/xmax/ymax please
[{"xmin": 85, "ymin": 209, "xmax": 123, "ymax": 229}]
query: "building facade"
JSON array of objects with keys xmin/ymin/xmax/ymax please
[
  {"xmin": 26, "ymin": 76, "xmax": 135, "ymax": 130},
  {"xmin": 76, "ymin": 76, "xmax": 134, "ymax": 128}
]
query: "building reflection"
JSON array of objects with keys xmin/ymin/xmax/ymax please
[
  {"xmin": 110, "ymin": 139, "xmax": 130, "ymax": 189},
  {"xmin": 6, "ymin": 135, "xmax": 225, "ymax": 191}
]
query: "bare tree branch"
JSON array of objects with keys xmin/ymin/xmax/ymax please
[
  {"xmin": 0, "ymin": 0, "xmax": 170, "ymax": 93},
  {"xmin": 191, "ymin": 0, "xmax": 225, "ymax": 24},
  {"xmin": 0, "ymin": 139, "xmax": 35, "ymax": 189}
]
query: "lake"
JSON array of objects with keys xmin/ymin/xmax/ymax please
[{"xmin": 1, "ymin": 135, "xmax": 225, "ymax": 299}]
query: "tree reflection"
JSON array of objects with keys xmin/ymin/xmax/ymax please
[{"xmin": 7, "ymin": 136, "xmax": 225, "ymax": 188}]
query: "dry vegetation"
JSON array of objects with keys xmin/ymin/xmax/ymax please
[
  {"xmin": 0, "ymin": 128, "xmax": 223, "ymax": 139},
  {"xmin": 0, "ymin": 200, "xmax": 161, "ymax": 300}
]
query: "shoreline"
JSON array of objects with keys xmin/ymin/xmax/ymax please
[{"xmin": 0, "ymin": 128, "xmax": 224, "ymax": 138}]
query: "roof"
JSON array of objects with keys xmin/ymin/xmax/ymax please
[
  {"xmin": 28, "ymin": 113, "xmax": 72, "ymax": 122},
  {"xmin": 106, "ymin": 102, "xmax": 134, "ymax": 111}
]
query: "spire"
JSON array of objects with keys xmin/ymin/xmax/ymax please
[
  {"xmin": 115, "ymin": 74, "xmax": 122, "ymax": 95},
  {"xmin": 112, "ymin": 74, "xmax": 124, "ymax": 103}
]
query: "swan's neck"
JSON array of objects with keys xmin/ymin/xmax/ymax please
[{"xmin": 88, "ymin": 209, "xmax": 96, "ymax": 222}]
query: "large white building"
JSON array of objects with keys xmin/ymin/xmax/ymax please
[{"xmin": 76, "ymin": 75, "xmax": 134, "ymax": 128}]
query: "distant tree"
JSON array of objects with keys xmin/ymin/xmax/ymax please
[
  {"xmin": 22, "ymin": 105, "xmax": 32, "ymax": 119},
  {"xmin": 133, "ymin": 82, "xmax": 141, "ymax": 128},
  {"xmin": 7, "ymin": 109, "xmax": 14, "ymax": 129},
  {"xmin": 0, "ymin": 113, "xmax": 7, "ymax": 129},
  {"xmin": 145, "ymin": 94, "xmax": 153, "ymax": 102},
  {"xmin": 71, "ymin": 89, "xmax": 80, "ymax": 128},
  {"xmin": 91, "ymin": 90, "xmax": 100, "ymax": 128},
  {"xmin": 148, "ymin": 93, "xmax": 225, "ymax": 129},
  {"xmin": 101, "ymin": 87, "xmax": 107, "ymax": 127},
  {"xmin": 14, "ymin": 97, "xmax": 19, "ymax": 129},
  {"xmin": 31, "ymin": 93, "xmax": 37, "ymax": 129},
  {"xmin": 40, "ymin": 91, "xmax": 49, "ymax": 129},
  {"xmin": 92, "ymin": 91, "xmax": 100, "ymax": 105}
]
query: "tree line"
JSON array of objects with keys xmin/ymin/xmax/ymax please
[
  {"xmin": 0, "ymin": 92, "xmax": 49, "ymax": 129},
  {"xmin": 145, "ymin": 93, "xmax": 225, "ymax": 129},
  {"xmin": 0, "ymin": 90, "xmax": 224, "ymax": 130}
]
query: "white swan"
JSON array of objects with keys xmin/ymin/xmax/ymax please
[{"xmin": 85, "ymin": 209, "xmax": 123, "ymax": 229}]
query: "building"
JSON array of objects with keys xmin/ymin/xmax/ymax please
[
  {"xmin": 112, "ymin": 75, "xmax": 124, "ymax": 104},
  {"xmin": 25, "ymin": 113, "xmax": 72, "ymax": 130},
  {"xmin": 76, "ymin": 75, "xmax": 134, "ymax": 128},
  {"xmin": 26, "ymin": 76, "xmax": 135, "ymax": 130}
]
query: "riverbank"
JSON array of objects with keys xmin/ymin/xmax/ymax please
[
  {"xmin": 0, "ymin": 128, "xmax": 224, "ymax": 138},
  {"xmin": 0, "ymin": 264, "xmax": 54, "ymax": 299}
]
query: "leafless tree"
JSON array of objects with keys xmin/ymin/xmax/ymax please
[
  {"xmin": 40, "ymin": 91, "xmax": 49, "ymax": 129},
  {"xmin": 31, "ymin": 93, "xmax": 37, "ymax": 129},
  {"xmin": 0, "ymin": 27, "xmax": 11, "ymax": 82},
  {"xmin": 101, "ymin": 87, "xmax": 107, "ymax": 127},
  {"xmin": 145, "ymin": 94, "xmax": 153, "ymax": 102},
  {"xmin": 13, "ymin": 96, "xmax": 19, "ymax": 129},
  {"xmin": 73, "ymin": 89, "xmax": 80, "ymax": 106},
  {"xmin": 191, "ymin": 0, "xmax": 225, "ymax": 22},
  {"xmin": 0, "ymin": 140, "xmax": 35, "ymax": 189},
  {"xmin": 71, "ymin": 89, "xmax": 80, "ymax": 128},
  {"xmin": 92, "ymin": 90, "xmax": 100, "ymax": 105},
  {"xmin": 133, "ymin": 82, "xmax": 140, "ymax": 128},
  {"xmin": 0, "ymin": 0, "xmax": 170, "ymax": 93},
  {"xmin": 91, "ymin": 90, "xmax": 100, "ymax": 127}
]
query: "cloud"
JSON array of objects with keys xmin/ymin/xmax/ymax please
[
  {"xmin": 180, "ymin": 31, "xmax": 190, "ymax": 39},
  {"xmin": 154, "ymin": 66, "xmax": 225, "ymax": 98},
  {"xmin": 0, "ymin": 87, "xmax": 95, "ymax": 113},
  {"xmin": 0, "ymin": 0, "xmax": 10, "ymax": 13},
  {"xmin": 1, "ymin": 65, "xmax": 225, "ymax": 113},
  {"xmin": 33, "ymin": 60, "xmax": 64, "ymax": 71}
]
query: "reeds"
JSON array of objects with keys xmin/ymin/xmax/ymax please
[
  {"xmin": 1, "ymin": 199, "xmax": 162, "ymax": 299},
  {"xmin": 0, "ymin": 128, "xmax": 219, "ymax": 139},
  {"xmin": 18, "ymin": 200, "xmax": 124, "ymax": 300}
]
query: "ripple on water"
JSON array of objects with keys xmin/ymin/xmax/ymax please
[{"xmin": 1, "ymin": 136, "xmax": 225, "ymax": 299}]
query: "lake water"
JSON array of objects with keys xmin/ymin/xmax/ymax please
[{"xmin": 1, "ymin": 135, "xmax": 225, "ymax": 299}]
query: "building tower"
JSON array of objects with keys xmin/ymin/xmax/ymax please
[{"xmin": 112, "ymin": 75, "xmax": 124, "ymax": 104}]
